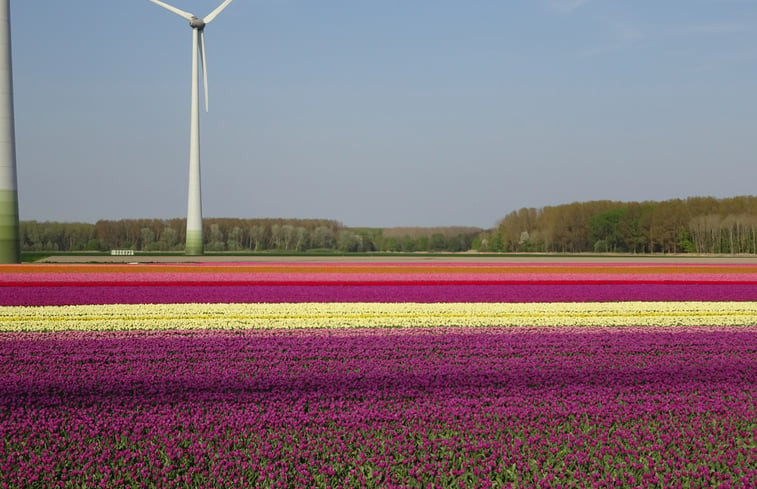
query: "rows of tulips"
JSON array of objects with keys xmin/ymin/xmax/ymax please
[
  {"xmin": 1, "ymin": 262, "xmax": 756, "ymax": 488},
  {"xmin": 5, "ymin": 283, "xmax": 757, "ymax": 306},
  {"xmin": 2, "ymin": 301, "xmax": 757, "ymax": 331},
  {"xmin": 2, "ymin": 263, "xmax": 757, "ymax": 306}
]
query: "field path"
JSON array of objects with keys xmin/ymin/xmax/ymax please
[{"xmin": 38, "ymin": 253, "xmax": 757, "ymax": 264}]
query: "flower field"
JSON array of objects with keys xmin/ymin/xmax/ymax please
[{"xmin": 1, "ymin": 262, "xmax": 756, "ymax": 488}]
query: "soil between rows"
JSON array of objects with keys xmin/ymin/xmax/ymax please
[{"xmin": 39, "ymin": 254, "xmax": 757, "ymax": 264}]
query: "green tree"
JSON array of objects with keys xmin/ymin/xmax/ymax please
[
  {"xmin": 227, "ymin": 226, "xmax": 245, "ymax": 251},
  {"xmin": 429, "ymin": 233, "xmax": 448, "ymax": 251},
  {"xmin": 207, "ymin": 224, "xmax": 225, "ymax": 251},
  {"xmin": 294, "ymin": 227, "xmax": 310, "ymax": 252},
  {"xmin": 312, "ymin": 226, "xmax": 335, "ymax": 249},
  {"xmin": 588, "ymin": 208, "xmax": 627, "ymax": 252},
  {"xmin": 140, "ymin": 227, "xmax": 155, "ymax": 251},
  {"xmin": 249, "ymin": 224, "xmax": 266, "ymax": 251},
  {"xmin": 157, "ymin": 226, "xmax": 179, "ymax": 251},
  {"xmin": 337, "ymin": 230, "xmax": 360, "ymax": 252}
]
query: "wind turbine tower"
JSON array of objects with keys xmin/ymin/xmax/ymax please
[
  {"xmin": 149, "ymin": 0, "xmax": 233, "ymax": 255},
  {"xmin": 0, "ymin": 0, "xmax": 19, "ymax": 263}
]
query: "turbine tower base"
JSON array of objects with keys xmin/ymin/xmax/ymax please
[
  {"xmin": 185, "ymin": 229, "xmax": 204, "ymax": 255},
  {"xmin": 0, "ymin": 189, "xmax": 19, "ymax": 263}
]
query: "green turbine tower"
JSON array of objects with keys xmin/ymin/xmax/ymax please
[{"xmin": 0, "ymin": 0, "xmax": 18, "ymax": 263}]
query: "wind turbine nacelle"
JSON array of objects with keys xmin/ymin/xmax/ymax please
[{"xmin": 189, "ymin": 16, "xmax": 206, "ymax": 29}]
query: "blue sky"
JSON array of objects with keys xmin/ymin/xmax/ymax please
[{"xmin": 12, "ymin": 0, "xmax": 757, "ymax": 228}]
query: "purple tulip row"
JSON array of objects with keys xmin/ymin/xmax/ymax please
[
  {"xmin": 1, "ymin": 327, "xmax": 755, "ymax": 488},
  {"xmin": 5, "ymin": 282, "xmax": 757, "ymax": 306}
]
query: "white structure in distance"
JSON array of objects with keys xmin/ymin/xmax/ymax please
[{"xmin": 149, "ymin": 0, "xmax": 234, "ymax": 255}]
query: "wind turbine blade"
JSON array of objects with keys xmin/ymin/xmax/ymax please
[
  {"xmin": 200, "ymin": 31, "xmax": 209, "ymax": 112},
  {"xmin": 149, "ymin": 0, "xmax": 194, "ymax": 21},
  {"xmin": 203, "ymin": 0, "xmax": 233, "ymax": 24}
]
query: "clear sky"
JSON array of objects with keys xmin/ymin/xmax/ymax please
[{"xmin": 12, "ymin": 0, "xmax": 757, "ymax": 228}]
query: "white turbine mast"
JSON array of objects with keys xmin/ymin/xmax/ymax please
[
  {"xmin": 0, "ymin": 0, "xmax": 19, "ymax": 263},
  {"xmin": 149, "ymin": 0, "xmax": 233, "ymax": 255}
]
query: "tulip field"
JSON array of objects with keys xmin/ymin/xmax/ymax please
[{"xmin": 1, "ymin": 261, "xmax": 756, "ymax": 488}]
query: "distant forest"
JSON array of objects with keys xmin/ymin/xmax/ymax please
[
  {"xmin": 19, "ymin": 196, "xmax": 757, "ymax": 254},
  {"xmin": 481, "ymin": 195, "xmax": 757, "ymax": 254},
  {"xmin": 19, "ymin": 218, "xmax": 481, "ymax": 253}
]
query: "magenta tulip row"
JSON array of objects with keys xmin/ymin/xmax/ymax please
[
  {"xmin": 4, "ymin": 282, "xmax": 757, "ymax": 306},
  {"xmin": 1, "ymin": 327, "xmax": 754, "ymax": 488}
]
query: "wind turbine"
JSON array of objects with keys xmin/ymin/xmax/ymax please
[
  {"xmin": 0, "ymin": 0, "xmax": 19, "ymax": 263},
  {"xmin": 149, "ymin": 0, "xmax": 233, "ymax": 255}
]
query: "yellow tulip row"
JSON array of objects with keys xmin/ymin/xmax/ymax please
[{"xmin": 2, "ymin": 301, "xmax": 757, "ymax": 332}]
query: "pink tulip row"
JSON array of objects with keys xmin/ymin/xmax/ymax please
[
  {"xmin": 1, "ymin": 326, "xmax": 755, "ymax": 488},
  {"xmin": 4, "ymin": 271, "xmax": 757, "ymax": 283},
  {"xmin": 3, "ymin": 262, "xmax": 756, "ymax": 306}
]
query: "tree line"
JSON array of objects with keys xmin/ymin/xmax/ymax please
[
  {"xmin": 19, "ymin": 218, "xmax": 481, "ymax": 253},
  {"xmin": 483, "ymin": 196, "xmax": 757, "ymax": 254},
  {"xmin": 19, "ymin": 196, "xmax": 757, "ymax": 254}
]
